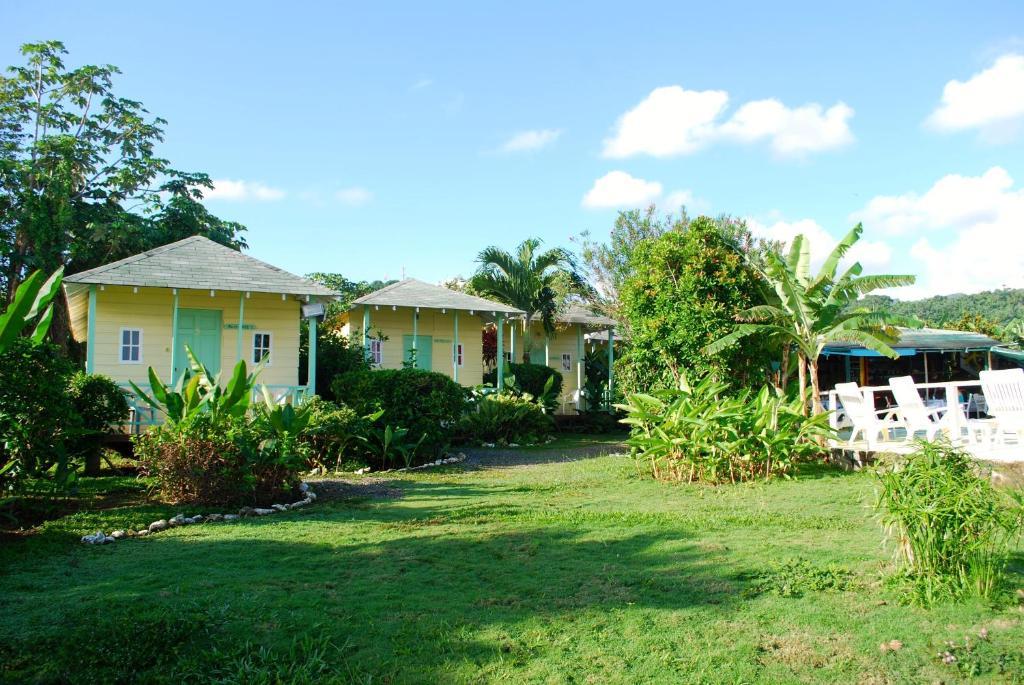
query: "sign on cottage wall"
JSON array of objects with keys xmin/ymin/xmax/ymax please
[{"xmin": 224, "ymin": 323, "xmax": 256, "ymax": 330}]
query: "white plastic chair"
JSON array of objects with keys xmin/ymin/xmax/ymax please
[
  {"xmin": 979, "ymin": 369, "xmax": 1024, "ymax": 445},
  {"xmin": 834, "ymin": 382, "xmax": 901, "ymax": 448},
  {"xmin": 888, "ymin": 376, "xmax": 956, "ymax": 442}
]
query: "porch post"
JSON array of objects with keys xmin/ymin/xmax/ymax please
[
  {"xmin": 236, "ymin": 292, "xmax": 246, "ymax": 361},
  {"xmin": 412, "ymin": 308, "xmax": 418, "ymax": 366},
  {"xmin": 86, "ymin": 285, "xmax": 97, "ymax": 373},
  {"xmin": 453, "ymin": 310, "xmax": 460, "ymax": 382},
  {"xmin": 607, "ymin": 327, "xmax": 614, "ymax": 411},
  {"xmin": 169, "ymin": 289, "xmax": 179, "ymax": 381},
  {"xmin": 362, "ymin": 304, "xmax": 370, "ymax": 354},
  {"xmin": 509, "ymin": 319, "xmax": 515, "ymax": 363},
  {"xmin": 496, "ymin": 315, "xmax": 505, "ymax": 391},
  {"xmin": 544, "ymin": 333, "xmax": 550, "ymax": 367},
  {"xmin": 308, "ymin": 316, "xmax": 317, "ymax": 397},
  {"xmin": 576, "ymin": 324, "xmax": 584, "ymax": 411}
]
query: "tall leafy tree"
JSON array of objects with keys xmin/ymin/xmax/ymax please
[
  {"xmin": 470, "ymin": 238, "xmax": 587, "ymax": 362},
  {"xmin": 617, "ymin": 216, "xmax": 774, "ymax": 394},
  {"xmin": 0, "ymin": 41, "xmax": 246, "ymax": 350},
  {"xmin": 705, "ymin": 224, "xmax": 919, "ymax": 414}
]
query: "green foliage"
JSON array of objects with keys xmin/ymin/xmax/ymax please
[
  {"xmin": 860, "ymin": 288, "xmax": 1024, "ymax": 327},
  {"xmin": 0, "ymin": 338, "xmax": 79, "ymax": 487},
  {"xmin": 0, "ymin": 268, "xmax": 63, "ymax": 353},
  {"xmin": 131, "ymin": 347, "xmax": 304, "ymax": 505},
  {"xmin": 484, "ymin": 362, "xmax": 563, "ymax": 411},
  {"xmin": 457, "ymin": 394, "xmax": 555, "ymax": 445},
  {"xmin": 365, "ymin": 424, "xmax": 427, "ymax": 468},
  {"xmin": 66, "ymin": 372, "xmax": 129, "ymax": 471},
  {"xmin": 742, "ymin": 558, "xmax": 855, "ymax": 598},
  {"xmin": 299, "ymin": 397, "xmax": 377, "ymax": 472},
  {"xmin": 706, "ymin": 223, "xmax": 919, "ymax": 413},
  {"xmin": 332, "ymin": 368, "xmax": 468, "ymax": 458},
  {"xmin": 618, "ymin": 374, "xmax": 833, "ymax": 484},
  {"xmin": 130, "ymin": 346, "xmax": 257, "ymax": 427},
  {"xmin": 1, "ymin": 41, "xmax": 246, "ymax": 350},
  {"xmin": 618, "ymin": 216, "xmax": 775, "ymax": 394},
  {"xmin": 875, "ymin": 441, "xmax": 1024, "ymax": 606},
  {"xmin": 298, "ymin": 328, "xmax": 371, "ymax": 399},
  {"xmin": 470, "ymin": 238, "xmax": 589, "ymax": 361}
]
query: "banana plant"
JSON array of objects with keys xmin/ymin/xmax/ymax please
[
  {"xmin": 129, "ymin": 345, "xmax": 261, "ymax": 425},
  {"xmin": 0, "ymin": 267, "xmax": 64, "ymax": 354}
]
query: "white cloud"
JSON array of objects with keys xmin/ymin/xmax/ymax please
[
  {"xmin": 747, "ymin": 218, "xmax": 892, "ymax": 272},
  {"xmin": 717, "ymin": 99, "xmax": 854, "ymax": 156},
  {"xmin": 335, "ymin": 187, "xmax": 373, "ymax": 206},
  {"xmin": 602, "ymin": 85, "xmax": 854, "ymax": 158},
  {"xmin": 851, "ymin": 166, "xmax": 1024, "ymax": 296},
  {"xmin": 499, "ymin": 129, "xmax": 562, "ymax": 153},
  {"xmin": 926, "ymin": 54, "xmax": 1024, "ymax": 135},
  {"xmin": 582, "ymin": 171, "xmax": 663, "ymax": 209},
  {"xmin": 205, "ymin": 179, "xmax": 285, "ymax": 201},
  {"xmin": 411, "ymin": 77, "xmax": 433, "ymax": 91},
  {"xmin": 662, "ymin": 190, "xmax": 695, "ymax": 211},
  {"xmin": 603, "ymin": 86, "xmax": 729, "ymax": 157}
]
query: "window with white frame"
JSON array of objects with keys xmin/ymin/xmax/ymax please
[
  {"xmin": 561, "ymin": 353, "xmax": 572, "ymax": 371},
  {"xmin": 454, "ymin": 343, "xmax": 464, "ymax": 367},
  {"xmin": 253, "ymin": 332, "xmax": 272, "ymax": 365},
  {"xmin": 120, "ymin": 328, "xmax": 142, "ymax": 363},
  {"xmin": 369, "ymin": 339, "xmax": 383, "ymax": 365},
  {"xmin": 504, "ymin": 350, "xmax": 512, "ymax": 363}
]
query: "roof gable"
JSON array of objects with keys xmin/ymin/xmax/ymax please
[{"xmin": 63, "ymin": 236, "xmax": 338, "ymax": 297}]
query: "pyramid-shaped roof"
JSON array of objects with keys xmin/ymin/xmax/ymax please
[
  {"xmin": 64, "ymin": 236, "xmax": 338, "ymax": 297},
  {"xmin": 351, "ymin": 278, "xmax": 523, "ymax": 314}
]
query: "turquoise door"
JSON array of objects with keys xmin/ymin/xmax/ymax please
[
  {"xmin": 402, "ymin": 335, "xmax": 432, "ymax": 370},
  {"xmin": 175, "ymin": 309, "xmax": 222, "ymax": 380}
]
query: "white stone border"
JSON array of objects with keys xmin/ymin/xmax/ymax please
[
  {"xmin": 352, "ymin": 452, "xmax": 466, "ymax": 476},
  {"xmin": 80, "ymin": 482, "xmax": 318, "ymax": 545}
]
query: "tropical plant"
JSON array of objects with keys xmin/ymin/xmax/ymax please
[
  {"xmin": 129, "ymin": 346, "xmax": 259, "ymax": 427},
  {"xmin": 470, "ymin": 238, "xmax": 588, "ymax": 362},
  {"xmin": 483, "ymin": 362, "xmax": 563, "ymax": 412},
  {"xmin": 364, "ymin": 424, "xmax": 426, "ymax": 468},
  {"xmin": 705, "ymin": 224, "xmax": 918, "ymax": 414},
  {"xmin": 0, "ymin": 268, "xmax": 63, "ymax": 354},
  {"xmin": 876, "ymin": 441, "xmax": 1024, "ymax": 606},
  {"xmin": 255, "ymin": 386, "xmax": 313, "ymax": 461},
  {"xmin": 617, "ymin": 375, "xmax": 833, "ymax": 484},
  {"xmin": 300, "ymin": 398, "xmax": 381, "ymax": 472},
  {"xmin": 0, "ymin": 338, "xmax": 79, "ymax": 488},
  {"xmin": 457, "ymin": 394, "xmax": 555, "ymax": 445}
]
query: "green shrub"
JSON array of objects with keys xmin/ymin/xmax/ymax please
[
  {"xmin": 618, "ymin": 374, "xmax": 832, "ymax": 484},
  {"xmin": 457, "ymin": 394, "xmax": 554, "ymax": 445},
  {"xmin": 298, "ymin": 397, "xmax": 373, "ymax": 471},
  {"xmin": 66, "ymin": 372, "xmax": 130, "ymax": 474},
  {"xmin": 876, "ymin": 441, "xmax": 1024, "ymax": 605},
  {"xmin": 299, "ymin": 328, "xmax": 370, "ymax": 399},
  {"xmin": 0, "ymin": 338, "xmax": 79, "ymax": 486},
  {"xmin": 130, "ymin": 347, "xmax": 306, "ymax": 505},
  {"xmin": 135, "ymin": 412, "xmax": 304, "ymax": 506},
  {"xmin": 332, "ymin": 368, "xmax": 467, "ymax": 458}
]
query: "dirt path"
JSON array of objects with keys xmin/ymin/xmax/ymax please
[{"xmin": 460, "ymin": 441, "xmax": 627, "ymax": 468}]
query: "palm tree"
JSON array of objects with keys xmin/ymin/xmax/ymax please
[
  {"xmin": 470, "ymin": 238, "xmax": 587, "ymax": 363},
  {"xmin": 705, "ymin": 224, "xmax": 919, "ymax": 415}
]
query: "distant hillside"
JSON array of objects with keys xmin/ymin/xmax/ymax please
[{"xmin": 859, "ymin": 289, "xmax": 1024, "ymax": 327}]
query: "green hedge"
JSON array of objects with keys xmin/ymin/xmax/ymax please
[{"xmin": 331, "ymin": 368, "xmax": 468, "ymax": 457}]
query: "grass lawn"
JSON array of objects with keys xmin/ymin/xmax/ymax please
[{"xmin": 2, "ymin": 446, "xmax": 1022, "ymax": 684}]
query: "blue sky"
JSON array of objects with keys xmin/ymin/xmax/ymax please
[{"xmin": 5, "ymin": 1, "xmax": 1024, "ymax": 297}]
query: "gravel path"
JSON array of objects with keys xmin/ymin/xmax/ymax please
[{"xmin": 460, "ymin": 441, "xmax": 627, "ymax": 468}]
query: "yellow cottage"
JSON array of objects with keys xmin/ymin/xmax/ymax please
[
  {"xmin": 340, "ymin": 281, "xmax": 618, "ymax": 414},
  {"xmin": 63, "ymin": 236, "xmax": 338, "ymax": 426},
  {"xmin": 339, "ymin": 279, "xmax": 524, "ymax": 387}
]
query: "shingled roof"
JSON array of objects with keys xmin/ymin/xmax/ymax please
[
  {"xmin": 64, "ymin": 236, "xmax": 338, "ymax": 297},
  {"xmin": 556, "ymin": 304, "xmax": 617, "ymax": 328},
  {"xmin": 351, "ymin": 279, "xmax": 523, "ymax": 315}
]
